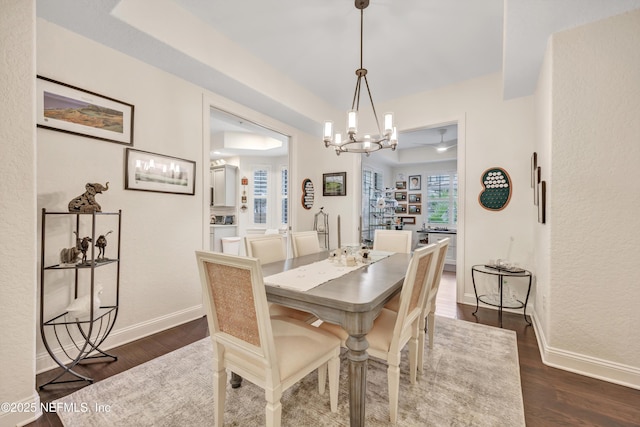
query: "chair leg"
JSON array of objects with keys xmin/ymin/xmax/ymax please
[
  {"xmin": 409, "ymin": 335, "xmax": 418, "ymax": 385},
  {"xmin": 328, "ymin": 353, "xmax": 340, "ymax": 412},
  {"xmin": 417, "ymin": 315, "xmax": 427, "ymax": 374},
  {"xmin": 387, "ymin": 363, "xmax": 400, "ymax": 424},
  {"xmin": 318, "ymin": 363, "xmax": 327, "ymax": 395},
  {"xmin": 265, "ymin": 387, "xmax": 283, "ymax": 427},
  {"xmin": 213, "ymin": 366, "xmax": 227, "ymax": 427},
  {"xmin": 427, "ymin": 311, "xmax": 435, "ymax": 349}
]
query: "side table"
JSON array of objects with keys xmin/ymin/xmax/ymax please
[{"xmin": 471, "ymin": 264, "xmax": 532, "ymax": 327}]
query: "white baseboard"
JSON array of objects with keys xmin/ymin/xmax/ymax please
[
  {"xmin": 36, "ymin": 304, "xmax": 204, "ymax": 374},
  {"xmin": 0, "ymin": 391, "xmax": 41, "ymax": 427},
  {"xmin": 532, "ymin": 313, "xmax": 640, "ymax": 390}
]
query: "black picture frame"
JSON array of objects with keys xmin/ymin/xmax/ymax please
[
  {"xmin": 409, "ymin": 175, "xmax": 421, "ymax": 190},
  {"xmin": 36, "ymin": 76, "xmax": 134, "ymax": 146},
  {"xmin": 125, "ymin": 148, "xmax": 196, "ymax": 195},
  {"xmin": 323, "ymin": 172, "xmax": 347, "ymax": 196}
]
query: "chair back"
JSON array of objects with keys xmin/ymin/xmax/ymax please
[
  {"xmin": 389, "ymin": 243, "xmax": 438, "ymax": 351},
  {"xmin": 291, "ymin": 231, "xmax": 321, "ymax": 257},
  {"xmin": 195, "ymin": 251, "xmax": 279, "ymax": 378},
  {"xmin": 373, "ymin": 229, "xmax": 412, "ymax": 253},
  {"xmin": 244, "ymin": 234, "xmax": 286, "ymax": 264},
  {"xmin": 423, "ymin": 238, "xmax": 450, "ymax": 312}
]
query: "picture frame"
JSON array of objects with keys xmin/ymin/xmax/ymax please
[
  {"xmin": 395, "ymin": 181, "xmax": 407, "ymax": 190},
  {"xmin": 409, "ymin": 204, "xmax": 422, "ymax": 214},
  {"xmin": 400, "ymin": 216, "xmax": 416, "ymax": 225},
  {"xmin": 408, "ymin": 193, "xmax": 422, "ymax": 203},
  {"xmin": 394, "ymin": 191, "xmax": 407, "ymax": 201},
  {"xmin": 125, "ymin": 148, "xmax": 196, "ymax": 195},
  {"xmin": 36, "ymin": 76, "xmax": 134, "ymax": 146},
  {"xmin": 538, "ymin": 180, "xmax": 546, "ymax": 224},
  {"xmin": 531, "ymin": 152, "xmax": 537, "ymax": 188},
  {"xmin": 409, "ymin": 175, "xmax": 421, "ymax": 190},
  {"xmin": 534, "ymin": 166, "xmax": 541, "ymax": 206},
  {"xmin": 395, "ymin": 204, "xmax": 407, "ymax": 214},
  {"xmin": 323, "ymin": 172, "xmax": 347, "ymax": 196}
]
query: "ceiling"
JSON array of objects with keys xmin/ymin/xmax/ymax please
[{"xmin": 36, "ymin": 0, "xmax": 640, "ymax": 148}]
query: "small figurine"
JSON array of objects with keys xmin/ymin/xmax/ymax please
[
  {"xmin": 74, "ymin": 231, "xmax": 92, "ymax": 264},
  {"xmin": 68, "ymin": 182, "xmax": 109, "ymax": 213},
  {"xmin": 95, "ymin": 231, "xmax": 113, "ymax": 261}
]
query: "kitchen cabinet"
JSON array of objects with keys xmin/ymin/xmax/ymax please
[
  {"xmin": 210, "ymin": 225, "xmax": 239, "ymax": 252},
  {"xmin": 211, "ymin": 165, "xmax": 237, "ymax": 207}
]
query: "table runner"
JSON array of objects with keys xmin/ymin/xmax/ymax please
[{"xmin": 264, "ymin": 250, "xmax": 393, "ymax": 292}]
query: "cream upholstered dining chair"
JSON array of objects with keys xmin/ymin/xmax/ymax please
[
  {"xmin": 319, "ymin": 243, "xmax": 438, "ymax": 424},
  {"xmin": 372, "ymin": 229, "xmax": 413, "ymax": 253},
  {"xmin": 195, "ymin": 251, "xmax": 341, "ymax": 427},
  {"xmin": 244, "ymin": 234, "xmax": 317, "ymax": 323},
  {"xmin": 384, "ymin": 238, "xmax": 450, "ymax": 374},
  {"xmin": 291, "ymin": 230, "xmax": 322, "ymax": 257}
]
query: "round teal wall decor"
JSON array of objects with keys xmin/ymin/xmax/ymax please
[{"xmin": 478, "ymin": 167, "xmax": 512, "ymax": 211}]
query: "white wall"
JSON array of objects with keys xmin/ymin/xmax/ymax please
[
  {"xmin": 36, "ymin": 20, "xmax": 205, "ymax": 372},
  {"xmin": 535, "ymin": 9, "xmax": 640, "ymax": 388},
  {"xmin": 381, "ymin": 74, "xmax": 536, "ymax": 307},
  {"xmin": 0, "ymin": 2, "xmax": 40, "ymax": 425}
]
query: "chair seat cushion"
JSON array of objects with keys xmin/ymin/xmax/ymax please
[
  {"xmin": 383, "ymin": 294, "xmax": 400, "ymax": 312},
  {"xmin": 272, "ymin": 318, "xmax": 340, "ymax": 381},
  {"xmin": 319, "ymin": 308, "xmax": 398, "ymax": 355},
  {"xmin": 269, "ymin": 303, "xmax": 317, "ymax": 323}
]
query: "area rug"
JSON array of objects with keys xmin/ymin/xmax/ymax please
[{"xmin": 55, "ymin": 317, "xmax": 525, "ymax": 426}]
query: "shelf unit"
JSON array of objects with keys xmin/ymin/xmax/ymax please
[
  {"xmin": 363, "ymin": 188, "xmax": 396, "ymax": 246},
  {"xmin": 39, "ymin": 209, "xmax": 121, "ymax": 389},
  {"xmin": 313, "ymin": 207, "xmax": 329, "ymax": 249}
]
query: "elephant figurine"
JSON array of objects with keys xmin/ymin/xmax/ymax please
[{"xmin": 68, "ymin": 182, "xmax": 109, "ymax": 213}]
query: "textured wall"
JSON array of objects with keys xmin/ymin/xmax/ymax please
[
  {"xmin": 0, "ymin": 0, "xmax": 39, "ymax": 425},
  {"xmin": 550, "ymin": 9, "xmax": 640, "ymax": 375}
]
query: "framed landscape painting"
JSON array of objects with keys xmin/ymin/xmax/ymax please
[
  {"xmin": 36, "ymin": 76, "xmax": 134, "ymax": 145},
  {"xmin": 323, "ymin": 172, "xmax": 347, "ymax": 196},
  {"xmin": 125, "ymin": 148, "xmax": 196, "ymax": 195}
]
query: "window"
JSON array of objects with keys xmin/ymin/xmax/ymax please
[
  {"xmin": 253, "ymin": 169, "xmax": 267, "ymax": 224},
  {"xmin": 427, "ymin": 172, "xmax": 457, "ymax": 226},
  {"xmin": 281, "ymin": 167, "xmax": 288, "ymax": 225}
]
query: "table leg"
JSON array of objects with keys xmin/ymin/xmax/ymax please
[{"xmin": 345, "ymin": 333, "xmax": 369, "ymax": 427}]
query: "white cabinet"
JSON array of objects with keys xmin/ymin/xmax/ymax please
[
  {"xmin": 428, "ymin": 232, "xmax": 457, "ymax": 265},
  {"xmin": 210, "ymin": 225, "xmax": 239, "ymax": 252},
  {"xmin": 211, "ymin": 165, "xmax": 237, "ymax": 207}
]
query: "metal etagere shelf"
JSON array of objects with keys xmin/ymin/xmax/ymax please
[{"xmin": 39, "ymin": 209, "xmax": 122, "ymax": 389}]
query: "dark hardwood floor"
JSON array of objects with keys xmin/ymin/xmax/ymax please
[{"xmin": 30, "ymin": 272, "xmax": 640, "ymax": 426}]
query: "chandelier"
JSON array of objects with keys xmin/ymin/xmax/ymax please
[{"xmin": 323, "ymin": 0, "xmax": 398, "ymax": 156}]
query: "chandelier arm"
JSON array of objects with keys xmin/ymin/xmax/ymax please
[
  {"xmin": 351, "ymin": 75, "xmax": 362, "ymax": 111},
  {"xmin": 363, "ymin": 75, "xmax": 383, "ymax": 137}
]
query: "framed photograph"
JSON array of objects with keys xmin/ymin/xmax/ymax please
[
  {"xmin": 538, "ymin": 181, "xmax": 546, "ymax": 224},
  {"xmin": 408, "ymin": 193, "xmax": 422, "ymax": 203},
  {"xmin": 323, "ymin": 172, "xmax": 347, "ymax": 196},
  {"xmin": 409, "ymin": 204, "xmax": 422, "ymax": 214},
  {"xmin": 409, "ymin": 175, "xmax": 421, "ymax": 190},
  {"xmin": 36, "ymin": 76, "xmax": 134, "ymax": 146},
  {"xmin": 394, "ymin": 192, "xmax": 407, "ymax": 201},
  {"xmin": 400, "ymin": 216, "xmax": 416, "ymax": 225},
  {"xmin": 395, "ymin": 181, "xmax": 407, "ymax": 190},
  {"xmin": 530, "ymin": 152, "xmax": 537, "ymax": 188},
  {"xmin": 395, "ymin": 204, "xmax": 407, "ymax": 214},
  {"xmin": 125, "ymin": 148, "xmax": 196, "ymax": 195},
  {"xmin": 534, "ymin": 166, "xmax": 541, "ymax": 206}
]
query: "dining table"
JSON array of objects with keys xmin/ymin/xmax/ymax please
[{"xmin": 259, "ymin": 250, "xmax": 411, "ymax": 427}]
